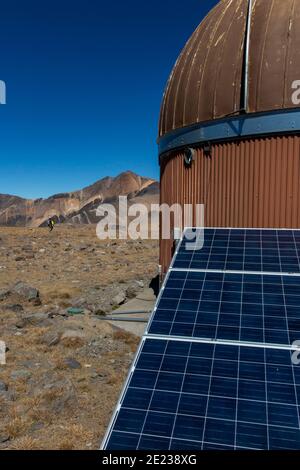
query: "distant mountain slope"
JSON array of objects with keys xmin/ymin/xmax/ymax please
[{"xmin": 0, "ymin": 171, "xmax": 159, "ymax": 227}]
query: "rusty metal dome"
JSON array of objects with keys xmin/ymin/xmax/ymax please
[{"xmin": 159, "ymin": 0, "xmax": 300, "ymax": 139}]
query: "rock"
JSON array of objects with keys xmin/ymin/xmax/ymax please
[
  {"xmin": 22, "ymin": 245, "xmax": 33, "ymax": 251},
  {"xmin": 111, "ymin": 291, "xmax": 126, "ymax": 306},
  {"xmin": 60, "ymin": 329, "xmax": 86, "ymax": 345},
  {"xmin": 64, "ymin": 358, "xmax": 81, "ymax": 369},
  {"xmin": 41, "ymin": 330, "xmax": 61, "ymax": 346},
  {"xmin": 78, "ymin": 244, "xmax": 89, "ymax": 251},
  {"xmin": 125, "ymin": 281, "xmax": 144, "ymax": 299},
  {"xmin": 15, "ymin": 256, "xmax": 25, "ymax": 262},
  {"xmin": 43, "ymin": 379, "xmax": 77, "ymax": 413},
  {"xmin": 0, "ymin": 434, "xmax": 10, "ymax": 443},
  {"xmin": 39, "ymin": 248, "xmax": 45, "ymax": 253},
  {"xmin": 72, "ymin": 297, "xmax": 87, "ymax": 308},
  {"xmin": 0, "ymin": 288, "xmax": 10, "ymax": 301},
  {"xmin": 0, "ymin": 380, "xmax": 8, "ymax": 392},
  {"xmin": 11, "ymin": 281, "xmax": 40, "ymax": 301},
  {"xmin": 5, "ymin": 304, "xmax": 23, "ymax": 313},
  {"xmin": 11, "ymin": 370, "xmax": 31, "ymax": 381},
  {"xmin": 15, "ymin": 319, "xmax": 25, "ymax": 328},
  {"xmin": 16, "ymin": 313, "xmax": 51, "ymax": 329},
  {"xmin": 21, "ymin": 360, "xmax": 39, "ymax": 369},
  {"xmin": 30, "ymin": 422, "xmax": 44, "ymax": 432}
]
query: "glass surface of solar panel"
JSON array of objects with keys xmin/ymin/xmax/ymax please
[
  {"xmin": 148, "ymin": 271, "xmax": 300, "ymax": 345},
  {"xmin": 102, "ymin": 228, "xmax": 300, "ymax": 450},
  {"xmin": 173, "ymin": 229, "xmax": 300, "ymax": 273},
  {"xmin": 104, "ymin": 339, "xmax": 300, "ymax": 450}
]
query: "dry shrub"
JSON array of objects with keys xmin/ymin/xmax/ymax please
[
  {"xmin": 10, "ymin": 436, "xmax": 38, "ymax": 450},
  {"xmin": 28, "ymin": 407, "xmax": 53, "ymax": 426},
  {"xmin": 22, "ymin": 326, "xmax": 49, "ymax": 345},
  {"xmin": 41, "ymin": 387, "xmax": 64, "ymax": 403},
  {"xmin": 106, "ymin": 371, "xmax": 121, "ymax": 386},
  {"xmin": 57, "ymin": 424, "xmax": 93, "ymax": 450},
  {"xmin": 53, "ymin": 357, "xmax": 68, "ymax": 370},
  {"xmin": 60, "ymin": 337, "xmax": 84, "ymax": 348},
  {"xmin": 59, "ymin": 439, "xmax": 75, "ymax": 450},
  {"xmin": 68, "ymin": 423, "xmax": 93, "ymax": 441},
  {"xmin": 112, "ymin": 329, "xmax": 139, "ymax": 351},
  {"xmin": 57, "ymin": 292, "xmax": 71, "ymax": 300},
  {"xmin": 58, "ymin": 300, "xmax": 72, "ymax": 309},
  {"xmin": 6, "ymin": 417, "xmax": 30, "ymax": 439}
]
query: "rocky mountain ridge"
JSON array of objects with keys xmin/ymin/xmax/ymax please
[{"xmin": 0, "ymin": 171, "xmax": 159, "ymax": 227}]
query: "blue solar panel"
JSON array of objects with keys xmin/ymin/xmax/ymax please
[
  {"xmin": 103, "ymin": 338, "xmax": 300, "ymax": 450},
  {"xmin": 173, "ymin": 229, "xmax": 300, "ymax": 273},
  {"xmin": 147, "ymin": 271, "xmax": 300, "ymax": 345},
  {"xmin": 102, "ymin": 228, "xmax": 300, "ymax": 450}
]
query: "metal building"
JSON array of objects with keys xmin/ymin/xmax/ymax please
[{"xmin": 158, "ymin": 0, "xmax": 300, "ymax": 276}]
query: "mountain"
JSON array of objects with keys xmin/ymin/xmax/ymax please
[{"xmin": 0, "ymin": 171, "xmax": 159, "ymax": 227}]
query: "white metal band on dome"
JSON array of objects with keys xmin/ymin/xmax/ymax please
[{"xmin": 158, "ymin": 109, "xmax": 300, "ymax": 158}]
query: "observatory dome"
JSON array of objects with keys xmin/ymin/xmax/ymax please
[{"xmin": 159, "ymin": 0, "xmax": 300, "ymax": 138}]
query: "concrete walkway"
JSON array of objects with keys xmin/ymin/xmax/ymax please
[{"xmin": 105, "ymin": 288, "xmax": 156, "ymax": 336}]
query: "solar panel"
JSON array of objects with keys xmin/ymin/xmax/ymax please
[
  {"xmin": 102, "ymin": 228, "xmax": 300, "ymax": 450},
  {"xmin": 173, "ymin": 228, "xmax": 300, "ymax": 273},
  {"xmin": 147, "ymin": 271, "xmax": 300, "ymax": 345},
  {"xmin": 103, "ymin": 338, "xmax": 300, "ymax": 450}
]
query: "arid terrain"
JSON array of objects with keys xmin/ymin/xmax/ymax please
[{"xmin": 0, "ymin": 225, "xmax": 158, "ymax": 449}]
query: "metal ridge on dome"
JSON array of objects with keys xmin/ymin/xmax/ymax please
[{"xmin": 158, "ymin": 108, "xmax": 300, "ymax": 158}]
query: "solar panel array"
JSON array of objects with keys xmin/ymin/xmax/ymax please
[{"xmin": 102, "ymin": 228, "xmax": 300, "ymax": 450}]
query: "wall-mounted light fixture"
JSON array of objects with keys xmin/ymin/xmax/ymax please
[{"xmin": 184, "ymin": 147, "xmax": 195, "ymax": 167}]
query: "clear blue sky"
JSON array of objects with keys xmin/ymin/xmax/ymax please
[{"xmin": 0, "ymin": 0, "xmax": 218, "ymax": 199}]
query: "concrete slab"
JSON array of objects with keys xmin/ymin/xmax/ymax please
[{"xmin": 105, "ymin": 287, "xmax": 156, "ymax": 337}]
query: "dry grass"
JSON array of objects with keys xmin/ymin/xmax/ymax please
[
  {"xmin": 106, "ymin": 371, "xmax": 120, "ymax": 386},
  {"xmin": 112, "ymin": 329, "xmax": 139, "ymax": 351},
  {"xmin": 59, "ymin": 439, "xmax": 75, "ymax": 450},
  {"xmin": 6, "ymin": 417, "xmax": 31, "ymax": 439},
  {"xmin": 0, "ymin": 226, "xmax": 158, "ymax": 450},
  {"xmin": 11, "ymin": 436, "xmax": 39, "ymax": 450},
  {"xmin": 60, "ymin": 337, "xmax": 85, "ymax": 348}
]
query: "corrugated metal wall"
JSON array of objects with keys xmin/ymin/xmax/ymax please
[{"xmin": 160, "ymin": 134, "xmax": 300, "ymax": 274}]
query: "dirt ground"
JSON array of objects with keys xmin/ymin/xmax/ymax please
[{"xmin": 0, "ymin": 225, "xmax": 158, "ymax": 449}]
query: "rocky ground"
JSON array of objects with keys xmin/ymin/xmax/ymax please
[{"xmin": 0, "ymin": 225, "xmax": 158, "ymax": 449}]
